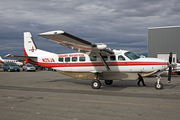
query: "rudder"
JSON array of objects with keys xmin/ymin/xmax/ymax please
[{"xmin": 24, "ymin": 32, "xmax": 38, "ymax": 56}]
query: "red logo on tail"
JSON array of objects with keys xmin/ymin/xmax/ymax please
[{"xmin": 29, "ymin": 46, "xmax": 36, "ymax": 52}]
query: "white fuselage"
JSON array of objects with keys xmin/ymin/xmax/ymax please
[{"xmin": 25, "ymin": 49, "xmax": 168, "ymax": 76}]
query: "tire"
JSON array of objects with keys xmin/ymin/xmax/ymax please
[
  {"xmin": 104, "ymin": 80, "xmax": 113, "ymax": 85},
  {"xmin": 91, "ymin": 80, "xmax": 101, "ymax": 89},
  {"xmin": 155, "ymin": 82, "xmax": 163, "ymax": 90},
  {"xmin": 17, "ymin": 69, "xmax": 20, "ymax": 72}
]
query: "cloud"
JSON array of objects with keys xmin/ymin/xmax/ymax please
[{"xmin": 0, "ymin": 0, "xmax": 180, "ymax": 57}]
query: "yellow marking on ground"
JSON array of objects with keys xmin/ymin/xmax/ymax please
[{"xmin": 5, "ymin": 94, "xmax": 180, "ymax": 109}]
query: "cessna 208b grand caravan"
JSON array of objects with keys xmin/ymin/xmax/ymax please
[{"xmin": 6, "ymin": 30, "xmax": 179, "ymax": 90}]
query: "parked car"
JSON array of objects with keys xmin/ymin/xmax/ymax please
[
  {"xmin": 22, "ymin": 64, "xmax": 36, "ymax": 72},
  {"xmin": 3, "ymin": 62, "xmax": 20, "ymax": 72}
]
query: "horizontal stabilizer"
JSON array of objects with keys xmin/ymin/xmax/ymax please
[{"xmin": 5, "ymin": 54, "xmax": 37, "ymax": 59}]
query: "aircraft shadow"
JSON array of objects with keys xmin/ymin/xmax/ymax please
[{"xmin": 47, "ymin": 78, "xmax": 157, "ymax": 91}]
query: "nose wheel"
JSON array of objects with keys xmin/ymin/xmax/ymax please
[{"xmin": 155, "ymin": 76, "xmax": 163, "ymax": 90}]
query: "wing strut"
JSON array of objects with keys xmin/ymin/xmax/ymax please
[{"xmin": 98, "ymin": 53, "xmax": 110, "ymax": 71}]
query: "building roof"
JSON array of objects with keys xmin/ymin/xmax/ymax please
[{"xmin": 148, "ymin": 25, "xmax": 180, "ymax": 30}]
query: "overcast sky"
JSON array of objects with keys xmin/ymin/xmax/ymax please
[{"xmin": 0, "ymin": 0, "xmax": 180, "ymax": 58}]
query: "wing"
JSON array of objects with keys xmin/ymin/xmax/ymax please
[{"xmin": 38, "ymin": 30, "xmax": 114, "ymax": 56}]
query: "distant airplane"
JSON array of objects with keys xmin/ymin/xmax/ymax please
[
  {"xmin": 5, "ymin": 31, "xmax": 180, "ymax": 90},
  {"xmin": 0, "ymin": 56, "xmax": 23, "ymax": 66}
]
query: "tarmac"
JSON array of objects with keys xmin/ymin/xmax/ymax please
[{"xmin": 0, "ymin": 68, "xmax": 180, "ymax": 120}]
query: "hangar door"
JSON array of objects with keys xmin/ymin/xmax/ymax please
[{"xmin": 157, "ymin": 53, "xmax": 177, "ymax": 63}]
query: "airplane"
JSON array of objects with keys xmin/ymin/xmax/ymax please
[
  {"xmin": 5, "ymin": 30, "xmax": 180, "ymax": 90},
  {"xmin": 0, "ymin": 56, "xmax": 23, "ymax": 66}
]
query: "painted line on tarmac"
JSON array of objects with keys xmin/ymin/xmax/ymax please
[{"xmin": 5, "ymin": 94, "xmax": 180, "ymax": 109}]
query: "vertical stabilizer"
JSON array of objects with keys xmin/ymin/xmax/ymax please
[{"xmin": 24, "ymin": 32, "xmax": 38, "ymax": 56}]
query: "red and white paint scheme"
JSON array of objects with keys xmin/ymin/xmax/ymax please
[
  {"xmin": 5, "ymin": 30, "xmax": 180, "ymax": 89},
  {"xmin": 0, "ymin": 56, "xmax": 23, "ymax": 66}
]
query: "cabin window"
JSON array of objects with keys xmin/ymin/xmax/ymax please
[
  {"xmin": 110, "ymin": 56, "xmax": 116, "ymax": 61},
  {"xmin": 90, "ymin": 56, "xmax": 97, "ymax": 61},
  {"xmin": 103, "ymin": 56, "xmax": 108, "ymax": 61},
  {"xmin": 65, "ymin": 57, "xmax": 70, "ymax": 62},
  {"xmin": 79, "ymin": 56, "xmax": 85, "ymax": 61},
  {"xmin": 124, "ymin": 52, "xmax": 140, "ymax": 60},
  {"xmin": 58, "ymin": 57, "xmax": 63, "ymax": 62},
  {"xmin": 72, "ymin": 57, "xmax": 78, "ymax": 62},
  {"xmin": 118, "ymin": 55, "xmax": 126, "ymax": 61}
]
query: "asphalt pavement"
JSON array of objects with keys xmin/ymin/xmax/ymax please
[{"xmin": 0, "ymin": 68, "xmax": 180, "ymax": 120}]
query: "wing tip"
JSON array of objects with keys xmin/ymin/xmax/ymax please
[{"xmin": 38, "ymin": 30, "xmax": 64, "ymax": 36}]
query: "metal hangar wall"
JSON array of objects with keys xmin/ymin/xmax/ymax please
[{"xmin": 148, "ymin": 26, "xmax": 180, "ymax": 62}]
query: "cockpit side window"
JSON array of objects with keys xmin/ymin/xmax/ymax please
[
  {"xmin": 102, "ymin": 56, "xmax": 108, "ymax": 61},
  {"xmin": 118, "ymin": 55, "xmax": 126, "ymax": 61},
  {"xmin": 90, "ymin": 56, "xmax": 97, "ymax": 61},
  {"xmin": 110, "ymin": 56, "xmax": 116, "ymax": 61},
  {"xmin": 124, "ymin": 52, "xmax": 140, "ymax": 60}
]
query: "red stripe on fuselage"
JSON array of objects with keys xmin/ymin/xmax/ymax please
[{"xmin": 27, "ymin": 59, "xmax": 168, "ymax": 68}]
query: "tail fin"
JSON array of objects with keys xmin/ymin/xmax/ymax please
[{"xmin": 24, "ymin": 32, "xmax": 38, "ymax": 56}]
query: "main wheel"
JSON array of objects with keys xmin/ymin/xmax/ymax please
[
  {"xmin": 91, "ymin": 80, "xmax": 101, "ymax": 89},
  {"xmin": 155, "ymin": 82, "xmax": 163, "ymax": 90},
  {"xmin": 104, "ymin": 80, "xmax": 113, "ymax": 85}
]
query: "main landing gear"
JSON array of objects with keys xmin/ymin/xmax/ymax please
[
  {"xmin": 104, "ymin": 80, "xmax": 113, "ymax": 85},
  {"xmin": 154, "ymin": 76, "xmax": 163, "ymax": 90},
  {"xmin": 91, "ymin": 80, "xmax": 101, "ymax": 89},
  {"xmin": 91, "ymin": 80, "xmax": 114, "ymax": 89}
]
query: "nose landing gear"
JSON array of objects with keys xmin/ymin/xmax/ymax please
[{"xmin": 155, "ymin": 76, "xmax": 163, "ymax": 90}]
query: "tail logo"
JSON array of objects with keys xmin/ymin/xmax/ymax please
[{"xmin": 29, "ymin": 46, "xmax": 36, "ymax": 52}]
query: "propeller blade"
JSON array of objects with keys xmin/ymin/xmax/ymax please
[
  {"xmin": 169, "ymin": 52, "xmax": 172, "ymax": 64},
  {"xmin": 168, "ymin": 52, "xmax": 173, "ymax": 83},
  {"xmin": 168, "ymin": 67, "xmax": 172, "ymax": 83}
]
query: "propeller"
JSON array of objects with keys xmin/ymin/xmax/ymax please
[{"xmin": 168, "ymin": 52, "xmax": 172, "ymax": 83}]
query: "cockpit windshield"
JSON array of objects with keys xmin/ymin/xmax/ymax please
[{"xmin": 124, "ymin": 52, "xmax": 140, "ymax": 60}]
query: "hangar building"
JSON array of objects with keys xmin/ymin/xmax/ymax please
[{"xmin": 148, "ymin": 26, "xmax": 180, "ymax": 63}]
